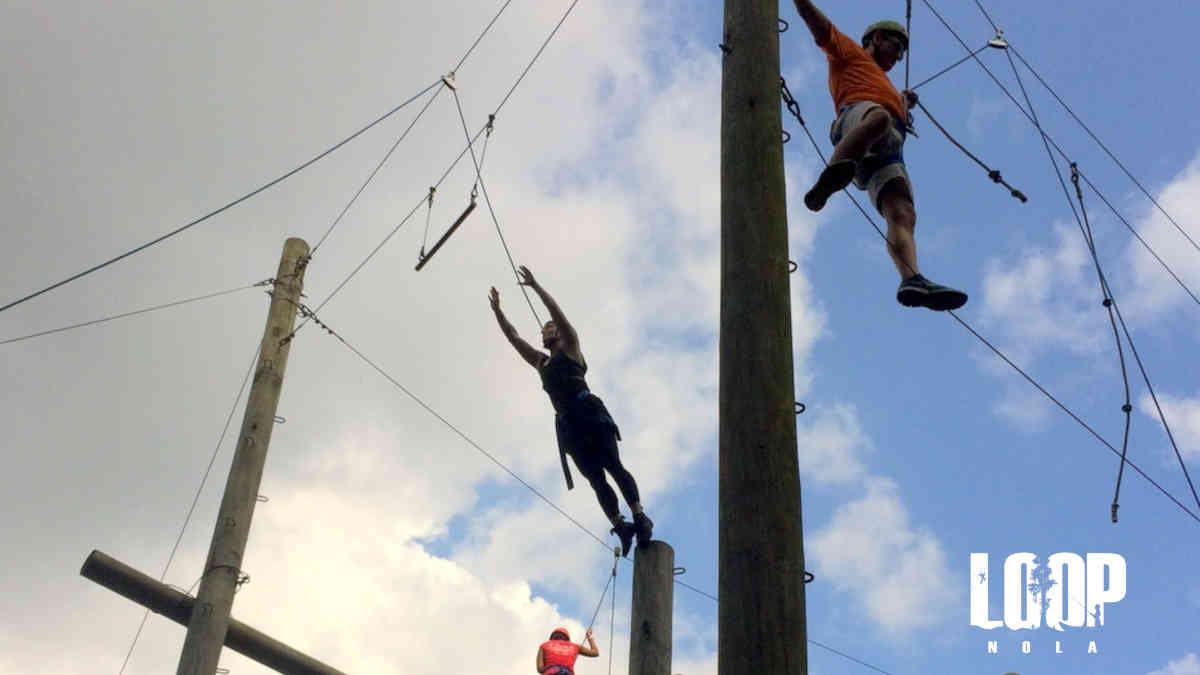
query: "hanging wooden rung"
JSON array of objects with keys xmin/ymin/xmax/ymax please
[{"xmin": 414, "ymin": 199, "xmax": 478, "ymax": 271}]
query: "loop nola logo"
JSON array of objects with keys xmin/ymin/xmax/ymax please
[{"xmin": 970, "ymin": 553, "xmax": 1126, "ymax": 655}]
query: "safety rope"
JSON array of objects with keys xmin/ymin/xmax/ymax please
[
  {"xmin": 1069, "ymin": 165, "xmax": 1133, "ymax": 523},
  {"xmin": 451, "ymin": 88, "xmax": 543, "ymax": 325},
  {"xmin": 904, "ymin": 0, "xmax": 913, "ymax": 90},
  {"xmin": 914, "ymin": 101, "xmax": 1026, "ymax": 202}
]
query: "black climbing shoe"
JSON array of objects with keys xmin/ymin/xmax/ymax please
[
  {"xmin": 611, "ymin": 519, "xmax": 636, "ymax": 558},
  {"xmin": 633, "ymin": 512, "xmax": 654, "ymax": 549},
  {"xmin": 896, "ymin": 274, "xmax": 968, "ymax": 311},
  {"xmin": 804, "ymin": 159, "xmax": 857, "ymax": 212}
]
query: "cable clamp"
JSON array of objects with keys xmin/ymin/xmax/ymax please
[
  {"xmin": 441, "ymin": 71, "xmax": 458, "ymax": 90},
  {"xmin": 988, "ymin": 29, "xmax": 1008, "ymax": 50}
]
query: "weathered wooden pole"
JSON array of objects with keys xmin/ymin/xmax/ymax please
[
  {"xmin": 629, "ymin": 541, "xmax": 674, "ymax": 675},
  {"xmin": 82, "ymin": 550, "xmax": 346, "ymax": 675},
  {"xmin": 177, "ymin": 237, "xmax": 309, "ymax": 675},
  {"xmin": 719, "ymin": 0, "xmax": 808, "ymax": 674}
]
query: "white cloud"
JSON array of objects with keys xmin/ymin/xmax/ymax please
[
  {"xmin": 1148, "ymin": 653, "xmax": 1200, "ymax": 675},
  {"xmin": 795, "ymin": 404, "xmax": 869, "ymax": 484},
  {"xmin": 807, "ymin": 477, "xmax": 957, "ymax": 636},
  {"xmin": 1124, "ymin": 154, "xmax": 1200, "ymax": 320},
  {"xmin": 980, "ymin": 222, "xmax": 1107, "ymax": 358},
  {"xmin": 1138, "ymin": 391, "xmax": 1200, "ymax": 461}
]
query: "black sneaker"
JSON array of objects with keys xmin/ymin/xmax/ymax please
[
  {"xmin": 632, "ymin": 512, "xmax": 654, "ymax": 548},
  {"xmin": 611, "ymin": 519, "xmax": 636, "ymax": 558},
  {"xmin": 804, "ymin": 160, "xmax": 857, "ymax": 212},
  {"xmin": 897, "ymin": 274, "xmax": 968, "ymax": 311}
]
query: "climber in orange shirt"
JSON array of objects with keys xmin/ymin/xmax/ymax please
[{"xmin": 793, "ymin": 0, "xmax": 968, "ymax": 311}]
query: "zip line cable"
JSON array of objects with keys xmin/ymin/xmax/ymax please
[
  {"xmin": 0, "ymin": 80, "xmax": 440, "ymax": 317},
  {"xmin": 288, "ymin": 304, "xmax": 903, "ymax": 675},
  {"xmin": 920, "ymin": 0, "xmax": 1200, "ymax": 307},
  {"xmin": 492, "ymin": 0, "xmax": 586, "ymax": 117},
  {"xmin": 909, "ymin": 42, "xmax": 988, "ymax": 91},
  {"xmin": 452, "ymin": 89, "xmax": 542, "ymax": 325},
  {"xmin": 0, "ymin": 281, "xmax": 265, "ymax": 346},
  {"xmin": 968, "ymin": 0, "xmax": 1200, "ymax": 256},
  {"xmin": 117, "ymin": 341, "xmax": 261, "ymax": 673},
  {"xmin": 1007, "ymin": 43, "xmax": 1200, "ymax": 256},
  {"xmin": 311, "ymin": 83, "xmax": 448, "ymax": 254},
  {"xmin": 779, "ymin": 86, "xmax": 1200, "ymax": 527},
  {"xmin": 454, "ymin": 0, "xmax": 518, "ymax": 74}
]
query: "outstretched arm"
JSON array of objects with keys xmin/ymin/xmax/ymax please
[
  {"xmin": 536, "ymin": 647, "xmax": 545, "ymax": 673},
  {"xmin": 792, "ymin": 0, "xmax": 832, "ymax": 42},
  {"xmin": 490, "ymin": 287, "xmax": 545, "ymax": 368},
  {"xmin": 578, "ymin": 629, "xmax": 600, "ymax": 658},
  {"xmin": 517, "ymin": 266, "xmax": 581, "ymax": 356}
]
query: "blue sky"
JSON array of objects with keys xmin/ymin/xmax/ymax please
[{"xmin": 1, "ymin": 1, "xmax": 1198, "ymax": 674}]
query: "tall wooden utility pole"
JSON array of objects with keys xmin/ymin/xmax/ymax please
[
  {"xmin": 177, "ymin": 237, "xmax": 309, "ymax": 675},
  {"xmin": 629, "ymin": 541, "xmax": 674, "ymax": 675},
  {"xmin": 719, "ymin": 1, "xmax": 808, "ymax": 674}
]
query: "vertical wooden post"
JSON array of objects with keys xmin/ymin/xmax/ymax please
[
  {"xmin": 719, "ymin": 0, "xmax": 808, "ymax": 674},
  {"xmin": 629, "ymin": 541, "xmax": 674, "ymax": 675},
  {"xmin": 177, "ymin": 237, "xmax": 310, "ymax": 675}
]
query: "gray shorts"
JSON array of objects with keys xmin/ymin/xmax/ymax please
[{"xmin": 830, "ymin": 101, "xmax": 913, "ymax": 210}]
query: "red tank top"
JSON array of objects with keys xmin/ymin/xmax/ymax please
[{"xmin": 541, "ymin": 640, "xmax": 580, "ymax": 672}]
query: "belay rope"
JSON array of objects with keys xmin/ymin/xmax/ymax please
[
  {"xmin": 415, "ymin": 110, "xmax": 494, "ymax": 271},
  {"xmin": 581, "ymin": 546, "xmax": 621, "ymax": 675}
]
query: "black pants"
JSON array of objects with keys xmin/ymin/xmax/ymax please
[{"xmin": 567, "ymin": 429, "xmax": 641, "ymax": 521}]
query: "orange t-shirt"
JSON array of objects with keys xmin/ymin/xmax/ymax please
[{"xmin": 816, "ymin": 23, "xmax": 907, "ymax": 123}]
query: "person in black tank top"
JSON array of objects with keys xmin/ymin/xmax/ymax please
[{"xmin": 489, "ymin": 266, "xmax": 652, "ymax": 557}]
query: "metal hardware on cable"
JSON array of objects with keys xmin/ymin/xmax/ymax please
[
  {"xmin": 420, "ymin": 187, "xmax": 437, "ymax": 259},
  {"xmin": 988, "ymin": 28, "xmax": 1008, "ymax": 49},
  {"xmin": 780, "ymin": 78, "xmax": 804, "ymax": 126},
  {"xmin": 273, "ymin": 415, "xmax": 286, "ymax": 424},
  {"xmin": 718, "ymin": 43, "xmax": 732, "ymax": 55},
  {"xmin": 673, "ymin": 567, "xmax": 686, "ymax": 576},
  {"xmin": 441, "ymin": 71, "xmax": 458, "ymax": 91}
]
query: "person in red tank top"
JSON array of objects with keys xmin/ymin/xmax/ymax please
[
  {"xmin": 537, "ymin": 627, "xmax": 599, "ymax": 675},
  {"xmin": 790, "ymin": 0, "xmax": 969, "ymax": 312}
]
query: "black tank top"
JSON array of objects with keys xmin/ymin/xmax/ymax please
[{"xmin": 538, "ymin": 350, "xmax": 589, "ymax": 415}]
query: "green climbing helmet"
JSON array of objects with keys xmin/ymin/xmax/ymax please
[{"xmin": 862, "ymin": 20, "xmax": 909, "ymax": 51}]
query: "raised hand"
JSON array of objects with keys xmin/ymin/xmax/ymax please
[
  {"xmin": 517, "ymin": 265, "xmax": 538, "ymax": 288},
  {"xmin": 489, "ymin": 286, "xmax": 501, "ymax": 311}
]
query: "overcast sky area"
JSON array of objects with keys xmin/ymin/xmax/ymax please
[{"xmin": 2, "ymin": 1, "xmax": 1199, "ymax": 674}]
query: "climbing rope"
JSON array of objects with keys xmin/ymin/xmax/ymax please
[
  {"xmin": 914, "ymin": 101, "xmax": 1026, "ymax": 202},
  {"xmin": 904, "ymin": 0, "xmax": 913, "ymax": 90},
  {"xmin": 1069, "ymin": 165, "xmax": 1133, "ymax": 523}
]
